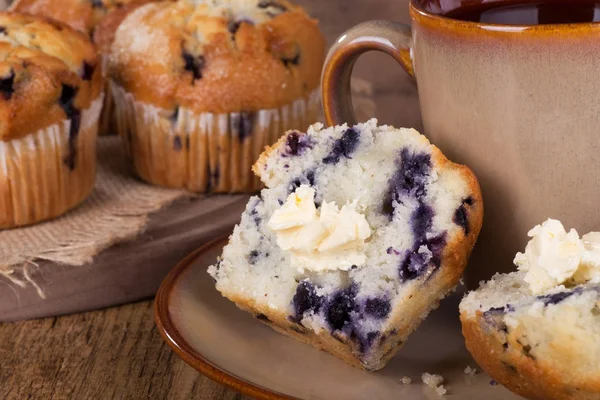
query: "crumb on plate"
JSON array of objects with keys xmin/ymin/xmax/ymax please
[
  {"xmin": 400, "ymin": 376, "xmax": 412, "ymax": 384},
  {"xmin": 422, "ymin": 373, "xmax": 446, "ymax": 396},
  {"xmin": 464, "ymin": 365, "xmax": 477, "ymax": 376}
]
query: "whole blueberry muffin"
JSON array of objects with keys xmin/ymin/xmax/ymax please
[
  {"xmin": 0, "ymin": 13, "xmax": 103, "ymax": 229},
  {"xmin": 10, "ymin": 0, "xmax": 162, "ymax": 135},
  {"xmin": 208, "ymin": 119, "xmax": 484, "ymax": 370},
  {"xmin": 461, "ymin": 219, "xmax": 600, "ymax": 400},
  {"xmin": 105, "ymin": 0, "xmax": 324, "ymax": 192}
]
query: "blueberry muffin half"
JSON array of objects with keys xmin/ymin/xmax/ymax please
[
  {"xmin": 461, "ymin": 220, "xmax": 600, "ymax": 400},
  {"xmin": 106, "ymin": 0, "xmax": 324, "ymax": 192},
  {"xmin": 0, "ymin": 13, "xmax": 103, "ymax": 229},
  {"xmin": 209, "ymin": 119, "xmax": 484, "ymax": 370}
]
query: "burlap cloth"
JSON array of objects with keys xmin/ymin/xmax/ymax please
[{"xmin": 0, "ymin": 79, "xmax": 375, "ymax": 297}]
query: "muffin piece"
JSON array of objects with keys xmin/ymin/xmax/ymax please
[
  {"xmin": 461, "ymin": 272, "xmax": 600, "ymax": 400},
  {"xmin": 11, "ymin": 0, "xmax": 162, "ymax": 135},
  {"xmin": 209, "ymin": 119, "xmax": 483, "ymax": 370},
  {"xmin": 106, "ymin": 0, "xmax": 324, "ymax": 192},
  {"xmin": 0, "ymin": 12, "xmax": 103, "ymax": 229}
]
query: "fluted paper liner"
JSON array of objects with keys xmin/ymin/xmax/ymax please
[
  {"xmin": 0, "ymin": 95, "xmax": 104, "ymax": 229},
  {"xmin": 112, "ymin": 81, "xmax": 321, "ymax": 193}
]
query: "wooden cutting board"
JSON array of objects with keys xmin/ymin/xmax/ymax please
[{"xmin": 0, "ymin": 196, "xmax": 249, "ymax": 322}]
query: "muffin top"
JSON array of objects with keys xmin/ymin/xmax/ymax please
[
  {"xmin": 105, "ymin": 0, "xmax": 325, "ymax": 113},
  {"xmin": 10, "ymin": 0, "xmax": 160, "ymax": 38},
  {"xmin": 0, "ymin": 12, "xmax": 103, "ymax": 141}
]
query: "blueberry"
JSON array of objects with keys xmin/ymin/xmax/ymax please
[
  {"xmin": 81, "ymin": 61, "xmax": 95, "ymax": 81},
  {"xmin": 284, "ymin": 131, "xmax": 313, "ymax": 156},
  {"xmin": 233, "ymin": 112, "xmax": 254, "ymax": 141},
  {"xmin": 291, "ymin": 281, "xmax": 322, "ymax": 323},
  {"xmin": 323, "ymin": 127, "xmax": 360, "ymax": 165},
  {"xmin": 248, "ymin": 250, "xmax": 260, "ymax": 264},
  {"xmin": 364, "ymin": 298, "xmax": 391, "ymax": 319},
  {"xmin": 538, "ymin": 287, "xmax": 583, "ymax": 305},
  {"xmin": 454, "ymin": 197, "xmax": 474, "ymax": 235},
  {"xmin": 356, "ymin": 331, "xmax": 379, "ymax": 353},
  {"xmin": 282, "ymin": 51, "xmax": 301, "ymax": 68},
  {"xmin": 412, "ymin": 203, "xmax": 434, "ymax": 239},
  {"xmin": 399, "ymin": 233, "xmax": 447, "ymax": 281},
  {"xmin": 182, "ymin": 50, "xmax": 205, "ymax": 81},
  {"xmin": 173, "ymin": 136, "xmax": 182, "ymax": 151},
  {"xmin": 326, "ymin": 285, "xmax": 358, "ymax": 331},
  {"xmin": 0, "ymin": 69, "xmax": 15, "ymax": 100},
  {"xmin": 59, "ymin": 84, "xmax": 81, "ymax": 170},
  {"xmin": 483, "ymin": 307, "xmax": 509, "ymax": 334},
  {"xmin": 289, "ymin": 169, "xmax": 316, "ymax": 193},
  {"xmin": 383, "ymin": 149, "xmax": 432, "ymax": 217},
  {"xmin": 90, "ymin": 0, "xmax": 104, "ymax": 8}
]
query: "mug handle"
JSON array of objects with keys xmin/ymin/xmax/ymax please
[{"xmin": 322, "ymin": 20, "xmax": 414, "ymax": 126}]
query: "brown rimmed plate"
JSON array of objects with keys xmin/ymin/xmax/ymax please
[{"xmin": 155, "ymin": 237, "xmax": 524, "ymax": 400}]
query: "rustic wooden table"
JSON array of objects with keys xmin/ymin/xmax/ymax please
[{"xmin": 0, "ymin": 1, "xmax": 422, "ymax": 398}]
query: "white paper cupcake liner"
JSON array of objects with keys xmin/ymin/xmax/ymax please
[
  {"xmin": 111, "ymin": 81, "xmax": 320, "ymax": 193},
  {"xmin": 0, "ymin": 94, "xmax": 104, "ymax": 229}
]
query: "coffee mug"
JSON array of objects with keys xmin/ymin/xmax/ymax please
[{"xmin": 322, "ymin": 1, "xmax": 600, "ymax": 285}]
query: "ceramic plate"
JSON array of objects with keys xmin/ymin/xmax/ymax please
[{"xmin": 155, "ymin": 237, "xmax": 525, "ymax": 400}]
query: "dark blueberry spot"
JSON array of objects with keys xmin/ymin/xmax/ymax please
[
  {"xmin": 289, "ymin": 169, "xmax": 317, "ymax": 193},
  {"xmin": 59, "ymin": 84, "xmax": 81, "ymax": 170},
  {"xmin": 248, "ymin": 250, "xmax": 260, "ymax": 264},
  {"xmin": 386, "ymin": 247, "xmax": 401, "ymax": 255},
  {"xmin": 278, "ymin": 199, "xmax": 284, "ymax": 206},
  {"xmin": 59, "ymin": 84, "xmax": 78, "ymax": 119},
  {"xmin": 362, "ymin": 331, "xmax": 379, "ymax": 352},
  {"xmin": 326, "ymin": 285, "xmax": 358, "ymax": 331},
  {"xmin": 490, "ymin": 380, "xmax": 498, "ymax": 386},
  {"xmin": 291, "ymin": 281, "xmax": 322, "ymax": 323},
  {"xmin": 383, "ymin": 149, "xmax": 432, "ymax": 217},
  {"xmin": 412, "ymin": 203, "xmax": 434, "ymax": 239},
  {"xmin": 503, "ymin": 361, "xmax": 517, "ymax": 373},
  {"xmin": 323, "ymin": 127, "xmax": 360, "ymax": 165},
  {"xmin": 284, "ymin": 131, "xmax": 313, "ymax": 156},
  {"xmin": 0, "ymin": 27, "xmax": 7, "ymax": 35},
  {"xmin": 256, "ymin": 313, "xmax": 271, "ymax": 322},
  {"xmin": 81, "ymin": 61, "xmax": 95, "ymax": 81},
  {"xmin": 454, "ymin": 197, "xmax": 474, "ymax": 235},
  {"xmin": 173, "ymin": 136, "xmax": 182, "ymax": 151},
  {"xmin": 483, "ymin": 307, "xmax": 509, "ymax": 334},
  {"xmin": 399, "ymin": 233, "xmax": 447, "ymax": 281},
  {"xmin": 538, "ymin": 287, "xmax": 582, "ymax": 305},
  {"xmin": 0, "ymin": 69, "xmax": 15, "ymax": 100},
  {"xmin": 503, "ymin": 342, "xmax": 509, "ymax": 350},
  {"xmin": 233, "ymin": 112, "xmax": 255, "ymax": 141},
  {"xmin": 182, "ymin": 49, "xmax": 205, "ymax": 81},
  {"xmin": 364, "ymin": 298, "xmax": 391, "ymax": 319},
  {"xmin": 228, "ymin": 19, "xmax": 254, "ymax": 35},
  {"xmin": 258, "ymin": 0, "xmax": 288, "ymax": 12},
  {"xmin": 90, "ymin": 0, "xmax": 104, "ymax": 8},
  {"xmin": 282, "ymin": 51, "xmax": 301, "ymax": 68},
  {"xmin": 170, "ymin": 107, "xmax": 179, "ymax": 124}
]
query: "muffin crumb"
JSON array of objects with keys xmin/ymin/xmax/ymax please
[
  {"xmin": 400, "ymin": 376, "xmax": 412, "ymax": 385},
  {"xmin": 464, "ymin": 365, "xmax": 477, "ymax": 376},
  {"xmin": 422, "ymin": 373, "xmax": 446, "ymax": 396}
]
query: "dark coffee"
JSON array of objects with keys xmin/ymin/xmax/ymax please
[{"xmin": 445, "ymin": 1, "xmax": 600, "ymax": 24}]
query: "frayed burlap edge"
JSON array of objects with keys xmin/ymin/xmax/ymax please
[{"xmin": 0, "ymin": 136, "xmax": 190, "ymax": 297}]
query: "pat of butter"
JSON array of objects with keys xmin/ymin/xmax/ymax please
[
  {"xmin": 514, "ymin": 219, "xmax": 600, "ymax": 294},
  {"xmin": 268, "ymin": 186, "xmax": 372, "ymax": 273}
]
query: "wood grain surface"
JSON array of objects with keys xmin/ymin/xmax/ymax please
[{"xmin": 1, "ymin": 0, "xmax": 419, "ymax": 398}]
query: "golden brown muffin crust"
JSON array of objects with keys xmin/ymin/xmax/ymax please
[
  {"xmin": 107, "ymin": 0, "xmax": 325, "ymax": 113},
  {"xmin": 10, "ymin": 0, "xmax": 160, "ymax": 37},
  {"xmin": 0, "ymin": 12, "xmax": 102, "ymax": 141}
]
